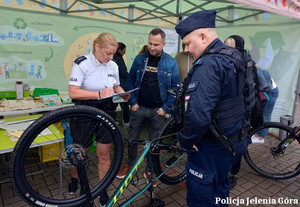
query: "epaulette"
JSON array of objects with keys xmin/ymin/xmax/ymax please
[
  {"xmin": 74, "ymin": 56, "xmax": 87, "ymax": 65},
  {"xmin": 194, "ymin": 57, "xmax": 204, "ymax": 65}
]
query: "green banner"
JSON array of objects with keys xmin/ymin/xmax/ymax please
[{"xmin": 0, "ymin": 8, "xmax": 159, "ymax": 92}]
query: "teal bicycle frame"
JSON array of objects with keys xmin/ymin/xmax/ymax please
[{"xmin": 106, "ymin": 140, "xmax": 186, "ymax": 207}]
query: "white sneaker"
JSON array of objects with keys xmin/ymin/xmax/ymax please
[{"xmin": 251, "ymin": 135, "xmax": 264, "ymax": 143}]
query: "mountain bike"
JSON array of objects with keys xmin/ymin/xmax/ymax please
[
  {"xmin": 10, "ymin": 105, "xmax": 187, "ymax": 207},
  {"xmin": 244, "ymin": 121, "xmax": 300, "ymax": 179}
]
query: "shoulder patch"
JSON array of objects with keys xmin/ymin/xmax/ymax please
[
  {"xmin": 195, "ymin": 57, "xmax": 204, "ymax": 65},
  {"xmin": 188, "ymin": 82, "xmax": 196, "ymax": 89},
  {"xmin": 74, "ymin": 56, "xmax": 87, "ymax": 65}
]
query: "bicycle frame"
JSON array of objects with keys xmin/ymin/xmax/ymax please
[
  {"xmin": 106, "ymin": 140, "xmax": 186, "ymax": 207},
  {"xmin": 296, "ymin": 126, "xmax": 300, "ymax": 138}
]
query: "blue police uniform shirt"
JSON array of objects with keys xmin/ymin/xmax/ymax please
[{"xmin": 177, "ymin": 38, "xmax": 244, "ymax": 151}]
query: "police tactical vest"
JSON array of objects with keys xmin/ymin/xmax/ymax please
[
  {"xmin": 205, "ymin": 46, "xmax": 263, "ymax": 135},
  {"xmin": 176, "ymin": 46, "xmax": 262, "ymax": 154}
]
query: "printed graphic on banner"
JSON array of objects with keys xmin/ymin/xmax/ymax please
[
  {"xmin": 0, "ymin": 22, "xmax": 63, "ymax": 46},
  {"xmin": 0, "ymin": 57, "xmax": 45, "ymax": 82}
]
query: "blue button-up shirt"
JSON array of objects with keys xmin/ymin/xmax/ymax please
[{"xmin": 127, "ymin": 51, "xmax": 180, "ymax": 113}]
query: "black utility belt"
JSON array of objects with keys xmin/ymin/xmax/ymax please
[
  {"xmin": 203, "ymin": 133, "xmax": 241, "ymax": 143},
  {"xmin": 72, "ymin": 99, "xmax": 113, "ymax": 108}
]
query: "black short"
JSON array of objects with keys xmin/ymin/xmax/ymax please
[{"xmin": 70, "ymin": 99, "xmax": 116, "ymax": 148}]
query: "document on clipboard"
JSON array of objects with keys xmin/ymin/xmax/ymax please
[{"xmin": 97, "ymin": 87, "xmax": 139, "ymax": 100}]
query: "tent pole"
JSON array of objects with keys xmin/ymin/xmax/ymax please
[
  {"xmin": 228, "ymin": 5, "xmax": 234, "ymax": 26},
  {"xmin": 292, "ymin": 68, "xmax": 300, "ymax": 120},
  {"xmin": 176, "ymin": 0, "xmax": 182, "ymax": 53},
  {"xmin": 60, "ymin": 0, "xmax": 68, "ymax": 15},
  {"xmin": 128, "ymin": 4, "xmax": 134, "ymax": 23}
]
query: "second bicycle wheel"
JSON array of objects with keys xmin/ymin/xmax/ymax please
[
  {"xmin": 244, "ymin": 122, "xmax": 300, "ymax": 179},
  {"xmin": 10, "ymin": 105, "xmax": 123, "ymax": 206},
  {"xmin": 152, "ymin": 117, "xmax": 187, "ymax": 185}
]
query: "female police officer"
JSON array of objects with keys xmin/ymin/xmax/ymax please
[{"xmin": 68, "ymin": 33, "xmax": 129, "ymax": 206}]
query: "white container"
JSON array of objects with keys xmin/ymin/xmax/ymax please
[{"xmin": 16, "ymin": 81, "xmax": 24, "ymax": 99}]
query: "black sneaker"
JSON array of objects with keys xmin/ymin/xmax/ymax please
[
  {"xmin": 228, "ymin": 174, "xmax": 237, "ymax": 190},
  {"xmin": 165, "ymin": 155, "xmax": 178, "ymax": 167},
  {"xmin": 68, "ymin": 177, "xmax": 78, "ymax": 194},
  {"xmin": 99, "ymin": 191, "xmax": 109, "ymax": 207}
]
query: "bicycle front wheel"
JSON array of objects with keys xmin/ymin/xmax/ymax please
[
  {"xmin": 244, "ymin": 122, "xmax": 300, "ymax": 179},
  {"xmin": 10, "ymin": 105, "xmax": 123, "ymax": 206},
  {"xmin": 152, "ymin": 117, "xmax": 187, "ymax": 185}
]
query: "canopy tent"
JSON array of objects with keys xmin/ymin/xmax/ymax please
[
  {"xmin": 227, "ymin": 0, "xmax": 300, "ymax": 20},
  {"xmin": 3, "ymin": 0, "xmax": 299, "ymax": 27}
]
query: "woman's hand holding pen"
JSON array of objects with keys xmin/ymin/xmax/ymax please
[{"xmin": 100, "ymin": 87, "xmax": 114, "ymax": 98}]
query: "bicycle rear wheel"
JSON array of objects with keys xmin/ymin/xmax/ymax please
[
  {"xmin": 152, "ymin": 117, "xmax": 187, "ymax": 185},
  {"xmin": 244, "ymin": 122, "xmax": 300, "ymax": 179},
  {"xmin": 10, "ymin": 105, "xmax": 123, "ymax": 206}
]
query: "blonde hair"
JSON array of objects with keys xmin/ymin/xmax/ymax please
[
  {"xmin": 138, "ymin": 45, "xmax": 148, "ymax": 55},
  {"xmin": 224, "ymin": 37, "xmax": 236, "ymax": 48},
  {"xmin": 93, "ymin": 33, "xmax": 118, "ymax": 54}
]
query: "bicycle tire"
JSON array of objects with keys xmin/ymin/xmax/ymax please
[
  {"xmin": 10, "ymin": 105, "xmax": 123, "ymax": 206},
  {"xmin": 152, "ymin": 117, "xmax": 187, "ymax": 185},
  {"xmin": 244, "ymin": 122, "xmax": 300, "ymax": 180}
]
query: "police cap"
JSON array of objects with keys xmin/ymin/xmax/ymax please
[{"xmin": 175, "ymin": 10, "xmax": 217, "ymax": 39}]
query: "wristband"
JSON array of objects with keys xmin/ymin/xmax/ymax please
[{"xmin": 98, "ymin": 91, "xmax": 101, "ymax": 98}]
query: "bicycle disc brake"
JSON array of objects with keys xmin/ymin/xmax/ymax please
[
  {"xmin": 270, "ymin": 139, "xmax": 292, "ymax": 157},
  {"xmin": 60, "ymin": 144, "xmax": 88, "ymax": 168}
]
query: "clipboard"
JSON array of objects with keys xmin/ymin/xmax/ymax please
[{"xmin": 97, "ymin": 87, "xmax": 139, "ymax": 100}]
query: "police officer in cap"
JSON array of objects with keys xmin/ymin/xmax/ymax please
[{"xmin": 175, "ymin": 10, "xmax": 250, "ymax": 206}]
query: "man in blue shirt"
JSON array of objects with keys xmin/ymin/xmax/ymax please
[
  {"xmin": 175, "ymin": 10, "xmax": 250, "ymax": 206},
  {"xmin": 117, "ymin": 28, "xmax": 180, "ymax": 186}
]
